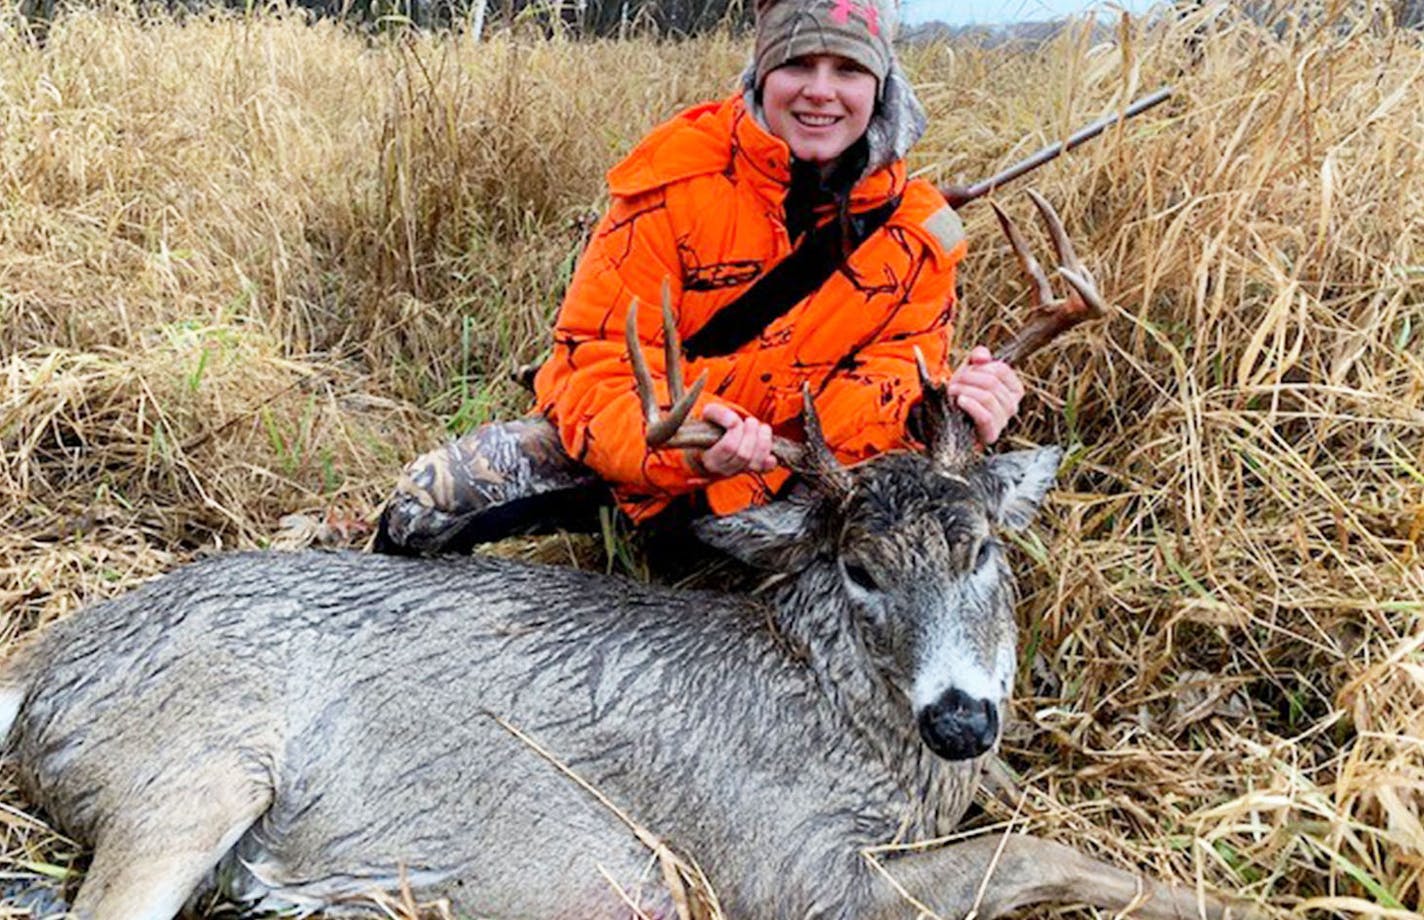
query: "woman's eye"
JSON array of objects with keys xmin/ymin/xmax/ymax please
[{"xmin": 844, "ymin": 563, "xmax": 879, "ymax": 592}]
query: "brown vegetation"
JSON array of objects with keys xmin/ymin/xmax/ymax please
[{"xmin": 1, "ymin": 2, "xmax": 1421, "ymax": 916}]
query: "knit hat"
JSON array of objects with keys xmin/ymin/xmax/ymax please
[{"xmin": 754, "ymin": 0, "xmax": 898, "ymax": 90}]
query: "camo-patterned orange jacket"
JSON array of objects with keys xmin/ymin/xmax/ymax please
[{"xmin": 533, "ymin": 92, "xmax": 968, "ymax": 521}]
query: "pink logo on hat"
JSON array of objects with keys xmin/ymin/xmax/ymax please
[{"xmin": 829, "ymin": 0, "xmax": 880, "ymax": 35}]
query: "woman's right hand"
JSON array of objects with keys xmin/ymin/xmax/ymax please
[{"xmin": 690, "ymin": 404, "xmax": 777, "ymax": 478}]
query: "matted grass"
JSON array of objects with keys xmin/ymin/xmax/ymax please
[{"xmin": 1, "ymin": 1, "xmax": 1421, "ymax": 916}]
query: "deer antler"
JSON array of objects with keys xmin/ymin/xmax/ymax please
[
  {"xmin": 925, "ymin": 189, "xmax": 1108, "ymax": 468},
  {"xmin": 991, "ymin": 189, "xmax": 1107, "ymax": 366},
  {"xmin": 626, "ymin": 280, "xmax": 714, "ymax": 448},
  {"xmin": 626, "ymin": 283, "xmax": 851, "ymax": 494}
]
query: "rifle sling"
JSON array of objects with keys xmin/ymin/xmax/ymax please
[{"xmin": 682, "ymin": 194, "xmax": 902, "ymax": 360}]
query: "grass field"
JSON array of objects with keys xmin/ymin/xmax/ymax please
[{"xmin": 1, "ymin": 1, "xmax": 1421, "ymax": 916}]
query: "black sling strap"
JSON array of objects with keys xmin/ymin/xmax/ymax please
[{"xmin": 681, "ymin": 194, "xmax": 903, "ymax": 360}]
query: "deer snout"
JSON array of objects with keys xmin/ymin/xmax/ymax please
[{"xmin": 916, "ymin": 687, "xmax": 999, "ymax": 760}]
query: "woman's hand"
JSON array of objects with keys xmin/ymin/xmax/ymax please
[
  {"xmin": 947, "ymin": 346, "xmax": 1024, "ymax": 445},
  {"xmin": 690, "ymin": 404, "xmax": 777, "ymax": 478}
]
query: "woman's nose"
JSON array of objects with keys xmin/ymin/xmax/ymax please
[{"xmin": 801, "ymin": 64, "xmax": 835, "ymax": 100}]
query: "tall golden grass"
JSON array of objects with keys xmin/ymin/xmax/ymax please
[{"xmin": 0, "ymin": 2, "xmax": 1421, "ymax": 916}]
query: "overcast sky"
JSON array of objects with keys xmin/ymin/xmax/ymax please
[{"xmin": 902, "ymin": 0, "xmax": 1158, "ymax": 25}]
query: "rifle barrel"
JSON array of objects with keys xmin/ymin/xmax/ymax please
[{"xmin": 941, "ymin": 86, "xmax": 1174, "ymax": 208}]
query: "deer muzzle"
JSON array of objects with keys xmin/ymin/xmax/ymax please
[{"xmin": 916, "ymin": 687, "xmax": 1000, "ymax": 761}]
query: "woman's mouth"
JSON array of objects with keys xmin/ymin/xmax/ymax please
[{"xmin": 794, "ymin": 113, "xmax": 841, "ymax": 128}]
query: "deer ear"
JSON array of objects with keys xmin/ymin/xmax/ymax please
[
  {"xmin": 694, "ymin": 497, "xmax": 819, "ymax": 571},
  {"xmin": 982, "ymin": 446, "xmax": 1063, "ymax": 531}
]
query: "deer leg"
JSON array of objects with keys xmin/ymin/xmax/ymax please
[
  {"xmin": 70, "ymin": 772, "xmax": 270, "ymax": 920},
  {"xmin": 864, "ymin": 833, "xmax": 1235, "ymax": 920}
]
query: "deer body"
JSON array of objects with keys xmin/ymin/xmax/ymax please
[
  {"xmin": 7, "ymin": 548, "xmax": 976, "ymax": 918},
  {"xmin": 1, "ymin": 448, "xmax": 1226, "ymax": 920}
]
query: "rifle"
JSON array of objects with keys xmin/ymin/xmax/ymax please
[{"xmin": 938, "ymin": 86, "xmax": 1174, "ymax": 209}]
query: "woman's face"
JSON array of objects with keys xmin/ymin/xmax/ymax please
[{"xmin": 761, "ymin": 54, "xmax": 877, "ymax": 167}]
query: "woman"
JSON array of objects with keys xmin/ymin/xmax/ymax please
[{"xmin": 376, "ymin": 0, "xmax": 1023, "ymax": 554}]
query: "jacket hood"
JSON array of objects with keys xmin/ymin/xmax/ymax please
[{"xmin": 739, "ymin": 56, "xmax": 928, "ymax": 179}]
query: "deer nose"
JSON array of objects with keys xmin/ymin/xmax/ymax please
[{"xmin": 916, "ymin": 688, "xmax": 999, "ymax": 761}]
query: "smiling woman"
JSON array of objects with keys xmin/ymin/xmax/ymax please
[{"xmin": 376, "ymin": 0, "xmax": 1026, "ymax": 556}]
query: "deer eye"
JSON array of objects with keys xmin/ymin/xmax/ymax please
[
  {"xmin": 843, "ymin": 562, "xmax": 880, "ymax": 593},
  {"xmin": 974, "ymin": 539, "xmax": 993, "ymax": 570}
]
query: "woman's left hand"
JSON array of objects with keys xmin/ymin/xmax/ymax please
[{"xmin": 946, "ymin": 346, "xmax": 1025, "ymax": 445}]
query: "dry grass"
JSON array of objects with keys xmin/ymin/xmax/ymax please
[{"xmin": 1, "ymin": 1, "xmax": 1421, "ymax": 916}]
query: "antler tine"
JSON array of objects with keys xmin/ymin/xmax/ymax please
[
  {"xmin": 1026, "ymin": 188, "xmax": 1081, "ymax": 274},
  {"xmin": 626, "ymin": 299, "xmax": 660, "ymax": 426},
  {"xmin": 913, "ymin": 346, "xmax": 951, "ymax": 411},
  {"xmin": 797, "ymin": 382, "xmax": 834, "ymax": 467},
  {"xmin": 1025, "ymin": 190, "xmax": 1107, "ymax": 321},
  {"xmin": 647, "ymin": 375, "xmax": 710, "ymax": 446},
  {"xmin": 994, "ymin": 290, "xmax": 1104, "ymax": 368},
  {"xmin": 660, "ymin": 278, "xmax": 684, "ymax": 406},
  {"xmin": 626, "ymin": 300, "xmax": 712, "ymax": 448},
  {"xmin": 912, "ymin": 345, "xmax": 964, "ymax": 446},
  {"xmin": 914, "ymin": 345, "xmax": 978, "ymax": 469},
  {"xmin": 791, "ymin": 382, "xmax": 851, "ymax": 494},
  {"xmin": 991, "ymin": 199, "xmax": 1054, "ymax": 309},
  {"xmin": 914, "ymin": 346, "xmax": 935, "ymax": 393},
  {"xmin": 1058, "ymin": 266, "xmax": 1107, "ymax": 314}
]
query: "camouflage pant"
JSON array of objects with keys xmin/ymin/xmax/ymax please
[{"xmin": 374, "ymin": 417, "xmax": 611, "ymax": 555}]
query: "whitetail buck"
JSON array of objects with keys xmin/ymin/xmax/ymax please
[{"xmin": 0, "ymin": 193, "xmax": 1239, "ymax": 919}]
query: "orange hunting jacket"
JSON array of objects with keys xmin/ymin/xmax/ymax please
[{"xmin": 533, "ymin": 93, "xmax": 968, "ymax": 521}]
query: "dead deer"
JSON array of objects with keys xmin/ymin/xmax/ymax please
[{"xmin": 0, "ymin": 193, "xmax": 1236, "ymax": 919}]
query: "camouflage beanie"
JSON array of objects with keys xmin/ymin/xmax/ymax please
[{"xmin": 754, "ymin": 0, "xmax": 898, "ymax": 90}]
